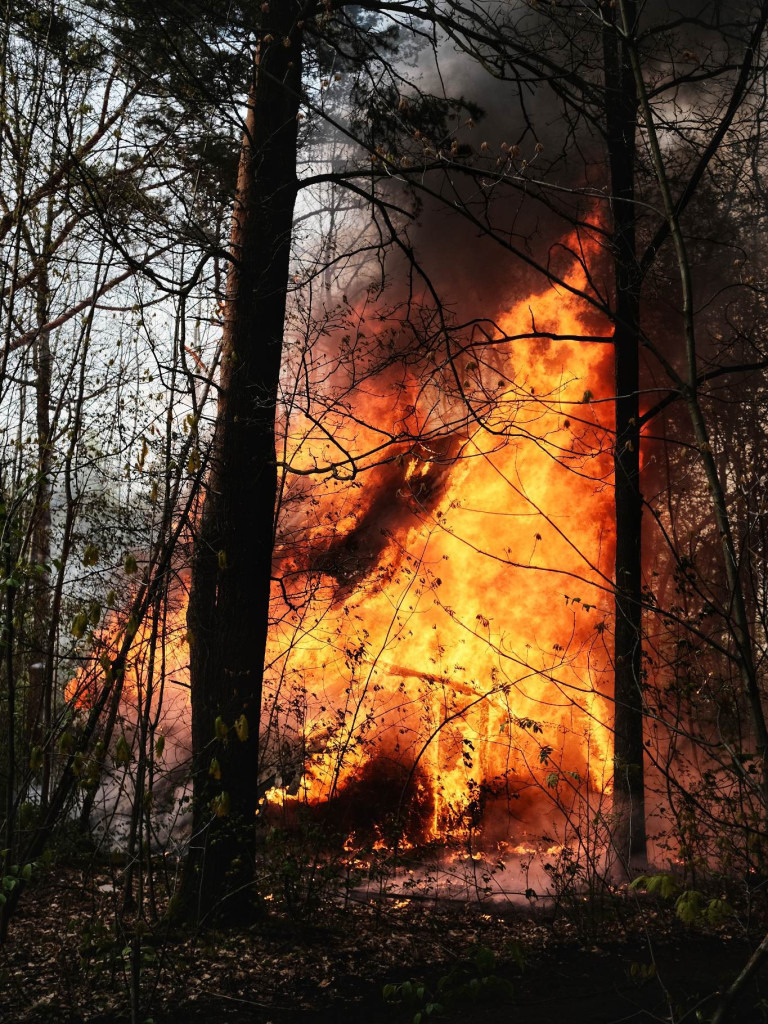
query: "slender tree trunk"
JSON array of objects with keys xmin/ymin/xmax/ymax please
[
  {"xmin": 29, "ymin": 263, "xmax": 53, "ymax": 804},
  {"xmin": 1, "ymin": 538, "xmax": 16, "ymax": 943},
  {"xmin": 123, "ymin": 597, "xmax": 160, "ymax": 910},
  {"xmin": 184, "ymin": 8, "xmax": 305, "ymax": 922},
  {"xmin": 603, "ymin": 0, "xmax": 647, "ymax": 870},
  {"xmin": 617, "ymin": 0, "xmax": 768, "ymax": 815},
  {"xmin": 711, "ymin": 929, "xmax": 768, "ymax": 1024}
]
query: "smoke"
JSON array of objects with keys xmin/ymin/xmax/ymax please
[
  {"xmin": 301, "ymin": 436, "xmax": 463, "ymax": 600},
  {"xmin": 86, "ymin": 682, "xmax": 193, "ymax": 857}
]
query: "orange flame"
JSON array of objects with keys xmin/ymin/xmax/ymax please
[
  {"xmin": 68, "ymin": 233, "xmax": 617, "ymax": 854},
  {"xmin": 266, "ymin": 237, "xmax": 616, "ymax": 847}
]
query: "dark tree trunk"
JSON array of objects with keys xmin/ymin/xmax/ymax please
[
  {"xmin": 0, "ymin": 561, "xmax": 15, "ymax": 943},
  {"xmin": 184, "ymin": 7, "xmax": 305, "ymax": 922},
  {"xmin": 602, "ymin": 1, "xmax": 647, "ymax": 870},
  {"xmin": 30, "ymin": 265, "xmax": 53, "ymax": 808}
]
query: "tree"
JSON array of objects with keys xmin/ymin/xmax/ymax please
[{"xmin": 183, "ymin": 2, "xmax": 307, "ymax": 915}]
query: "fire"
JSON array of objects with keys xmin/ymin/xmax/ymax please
[
  {"xmin": 266, "ymin": 236, "xmax": 616, "ymax": 849},
  {"xmin": 65, "ymin": 592, "xmax": 192, "ymax": 772},
  {"xmin": 66, "ymin": 602, "xmax": 190, "ymax": 708},
  {"xmin": 67, "ymin": 232, "xmax": 617, "ymax": 857}
]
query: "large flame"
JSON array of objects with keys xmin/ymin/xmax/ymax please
[
  {"xmin": 266, "ymin": 239, "xmax": 616, "ymax": 849},
  {"xmin": 68, "ymin": 235, "xmax": 617, "ymax": 857}
]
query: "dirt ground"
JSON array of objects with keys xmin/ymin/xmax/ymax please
[
  {"xmin": 160, "ymin": 931, "xmax": 767, "ymax": 1024},
  {"xmin": 1, "ymin": 868, "xmax": 766, "ymax": 1024}
]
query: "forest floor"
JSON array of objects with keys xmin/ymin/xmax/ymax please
[{"xmin": 1, "ymin": 865, "xmax": 767, "ymax": 1024}]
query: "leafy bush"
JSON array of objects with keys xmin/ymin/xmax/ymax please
[{"xmin": 383, "ymin": 944, "xmax": 514, "ymax": 1022}]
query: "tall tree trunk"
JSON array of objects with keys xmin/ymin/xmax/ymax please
[
  {"xmin": 1, "ymin": 534, "xmax": 17, "ymax": 943},
  {"xmin": 617, "ymin": 0, "xmax": 768, "ymax": 820},
  {"xmin": 30, "ymin": 263, "xmax": 53, "ymax": 807},
  {"xmin": 602, "ymin": 1, "xmax": 647, "ymax": 870},
  {"xmin": 184, "ymin": 8, "xmax": 305, "ymax": 922}
]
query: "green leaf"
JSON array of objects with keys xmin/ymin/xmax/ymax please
[
  {"xmin": 82, "ymin": 543, "xmax": 100, "ymax": 566},
  {"xmin": 675, "ymin": 890, "xmax": 705, "ymax": 925},
  {"xmin": 114, "ymin": 735, "xmax": 131, "ymax": 766},
  {"xmin": 211, "ymin": 791, "xmax": 230, "ymax": 818},
  {"xmin": 646, "ymin": 873, "xmax": 678, "ymax": 900},
  {"xmin": 706, "ymin": 898, "xmax": 732, "ymax": 926},
  {"xmin": 474, "ymin": 945, "xmax": 496, "ymax": 975},
  {"xmin": 71, "ymin": 611, "xmax": 89, "ymax": 639}
]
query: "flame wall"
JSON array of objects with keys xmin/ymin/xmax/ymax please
[{"xmin": 266, "ymin": 244, "xmax": 617, "ymax": 849}]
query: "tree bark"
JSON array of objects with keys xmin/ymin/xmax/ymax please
[
  {"xmin": 618, "ymin": 0, "xmax": 768, "ymax": 816},
  {"xmin": 184, "ymin": 7, "xmax": 305, "ymax": 922},
  {"xmin": 602, "ymin": 0, "xmax": 647, "ymax": 870},
  {"xmin": 29, "ymin": 261, "xmax": 53, "ymax": 808}
]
